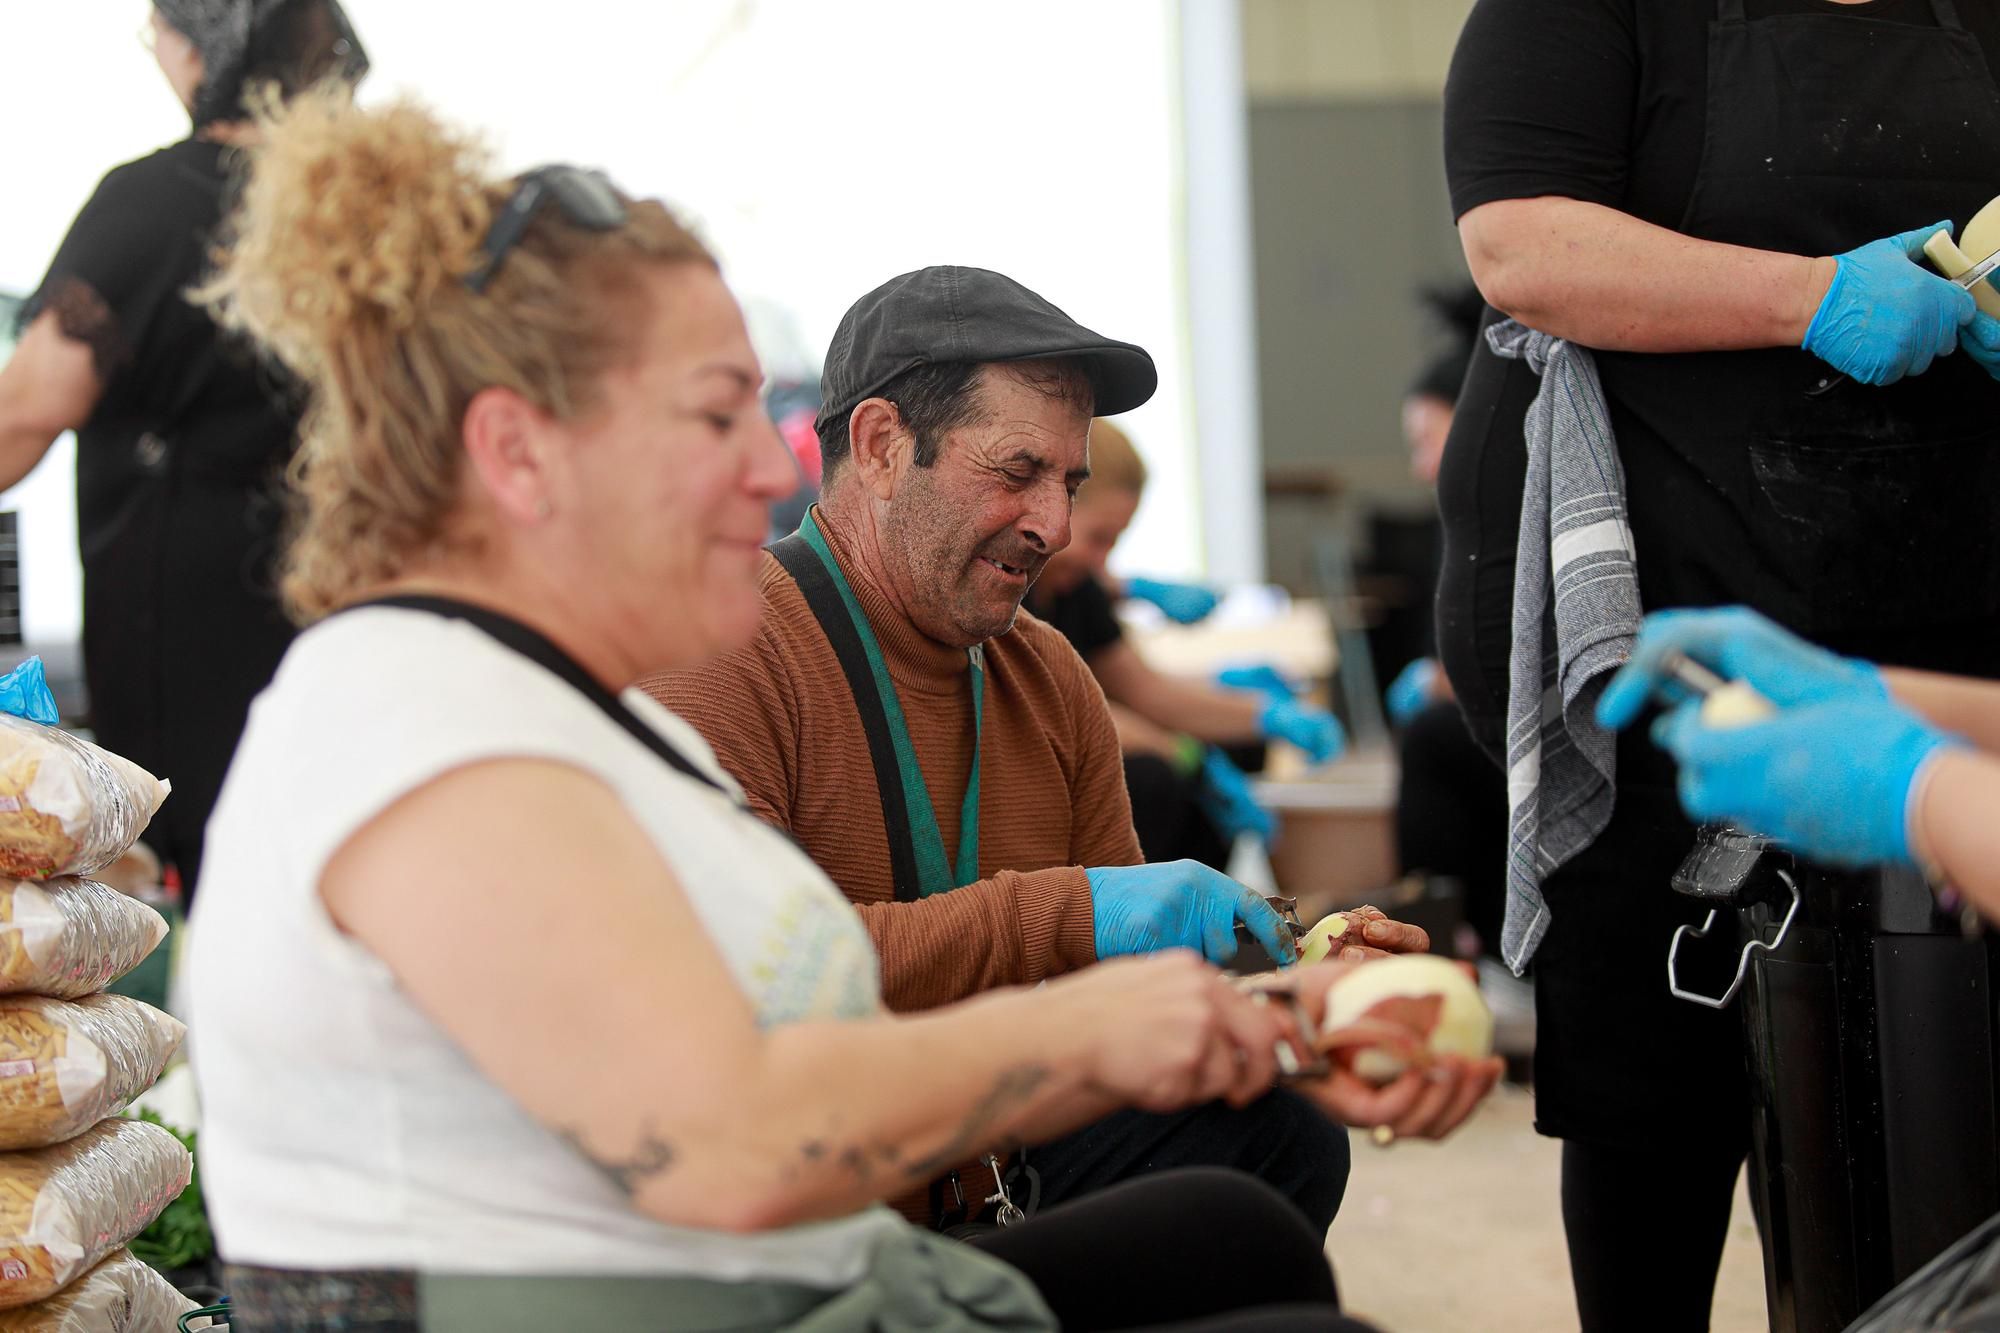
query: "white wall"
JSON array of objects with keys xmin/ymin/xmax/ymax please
[{"xmin": 3, "ymin": 1, "xmax": 1239, "ymax": 645}]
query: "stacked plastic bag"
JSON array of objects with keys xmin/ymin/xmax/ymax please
[{"xmin": 0, "ymin": 665, "xmax": 197, "ymax": 1329}]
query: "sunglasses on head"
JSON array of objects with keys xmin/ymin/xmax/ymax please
[{"xmin": 463, "ymin": 164, "xmax": 629, "ymax": 294}]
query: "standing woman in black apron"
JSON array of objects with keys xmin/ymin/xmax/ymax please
[
  {"xmin": 0, "ymin": 2, "xmax": 367, "ymax": 901},
  {"xmin": 1440, "ymin": 1, "xmax": 2000, "ymax": 1327}
]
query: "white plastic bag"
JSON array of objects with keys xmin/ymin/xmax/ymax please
[
  {"xmin": 0, "ymin": 997, "xmax": 185, "ymax": 1150},
  {"xmin": 0, "ymin": 1119, "xmax": 191, "ymax": 1309},
  {"xmin": 0, "ymin": 1247, "xmax": 203, "ymax": 1331},
  {"xmin": 0, "ymin": 720, "xmax": 168, "ymax": 882},
  {"xmin": 0, "ymin": 881, "xmax": 168, "ymax": 1000}
]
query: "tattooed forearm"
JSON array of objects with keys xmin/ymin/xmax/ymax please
[
  {"xmin": 903, "ymin": 1064, "xmax": 1049, "ymax": 1178},
  {"xmin": 560, "ymin": 1122, "xmax": 677, "ymax": 1196}
]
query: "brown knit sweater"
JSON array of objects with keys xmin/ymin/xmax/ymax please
[
  {"xmin": 642, "ymin": 516, "xmax": 1141, "ymax": 1013},
  {"xmin": 643, "ymin": 518, "xmax": 1142, "ymax": 1225}
]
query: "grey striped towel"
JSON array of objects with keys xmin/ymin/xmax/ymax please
[{"xmin": 1488, "ymin": 320, "xmax": 1641, "ymax": 973}]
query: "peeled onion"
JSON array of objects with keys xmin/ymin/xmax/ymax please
[
  {"xmin": 1296, "ymin": 912, "xmax": 1352, "ymax": 965},
  {"xmin": 1317, "ymin": 955, "xmax": 1494, "ymax": 1084}
]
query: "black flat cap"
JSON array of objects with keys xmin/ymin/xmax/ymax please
[{"xmin": 814, "ymin": 266, "xmax": 1158, "ymax": 443}]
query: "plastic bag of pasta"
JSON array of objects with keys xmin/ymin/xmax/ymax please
[
  {"xmin": 0, "ymin": 1118, "xmax": 191, "ymax": 1309},
  {"xmin": 0, "ymin": 719, "xmax": 169, "ymax": 883},
  {"xmin": 0, "ymin": 997, "xmax": 184, "ymax": 1151},
  {"xmin": 0, "ymin": 1247, "xmax": 204, "ymax": 1331},
  {"xmin": 0, "ymin": 881, "xmax": 167, "ymax": 1001}
]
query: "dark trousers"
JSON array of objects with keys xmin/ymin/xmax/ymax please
[
  {"xmin": 1022, "ymin": 1088, "xmax": 1352, "ymax": 1237},
  {"xmin": 1122, "ymin": 754, "xmax": 1234, "ymax": 871},
  {"xmin": 224, "ymin": 1169, "xmax": 1372, "ymax": 1333},
  {"xmin": 971, "ymin": 1169, "xmax": 1374, "ymax": 1332},
  {"xmin": 1394, "ymin": 698, "xmax": 1508, "ymax": 955},
  {"xmin": 1561, "ymin": 1138, "xmax": 1749, "ymax": 1333}
]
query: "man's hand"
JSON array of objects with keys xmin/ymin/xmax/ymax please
[
  {"xmin": 1328, "ymin": 905, "xmax": 1431, "ymax": 962},
  {"xmin": 1088, "ymin": 860, "xmax": 1297, "ymax": 967}
]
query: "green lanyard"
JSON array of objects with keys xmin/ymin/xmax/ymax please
[{"xmin": 797, "ymin": 512, "xmax": 984, "ymax": 895}]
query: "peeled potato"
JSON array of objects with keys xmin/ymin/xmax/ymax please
[
  {"xmin": 1698, "ymin": 681, "xmax": 1777, "ymax": 730},
  {"xmin": 1317, "ymin": 955, "xmax": 1494, "ymax": 1084},
  {"xmin": 1296, "ymin": 912, "xmax": 1351, "ymax": 965}
]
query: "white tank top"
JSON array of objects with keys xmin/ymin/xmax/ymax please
[{"xmin": 186, "ymin": 607, "xmax": 904, "ymax": 1281}]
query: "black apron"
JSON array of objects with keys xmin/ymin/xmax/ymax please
[{"xmin": 1598, "ymin": 0, "xmax": 2000, "ymax": 677}]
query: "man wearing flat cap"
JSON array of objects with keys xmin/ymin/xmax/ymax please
[{"xmin": 647, "ymin": 267, "xmax": 1410, "ymax": 1232}]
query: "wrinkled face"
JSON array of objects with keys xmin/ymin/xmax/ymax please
[
  {"xmin": 883, "ymin": 366, "xmax": 1093, "ymax": 646},
  {"xmin": 1039, "ymin": 484, "xmax": 1140, "ymax": 596},
  {"xmin": 148, "ymin": 9, "xmax": 204, "ymax": 113},
  {"xmin": 546, "ymin": 264, "xmax": 796, "ymax": 669}
]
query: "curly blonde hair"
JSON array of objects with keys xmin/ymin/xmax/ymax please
[{"xmin": 196, "ymin": 88, "xmax": 715, "ymax": 621}]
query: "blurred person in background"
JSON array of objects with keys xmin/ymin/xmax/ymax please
[
  {"xmin": 0, "ymin": 0, "xmax": 367, "ymax": 903},
  {"xmin": 183, "ymin": 87, "xmax": 1481, "ymax": 1332},
  {"xmin": 1383, "ymin": 287, "xmax": 1507, "ymax": 959},
  {"xmin": 1442, "ymin": 0, "xmax": 2000, "ymax": 1324},
  {"xmin": 1028, "ymin": 418, "xmax": 1347, "ymax": 869}
]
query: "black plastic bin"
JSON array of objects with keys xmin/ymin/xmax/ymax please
[{"xmin": 1669, "ymin": 828, "xmax": 2000, "ymax": 1333}]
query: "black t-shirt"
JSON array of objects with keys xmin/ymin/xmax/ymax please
[
  {"xmin": 1437, "ymin": 0, "xmax": 2000, "ymax": 699},
  {"xmin": 1445, "ymin": 0, "xmax": 2000, "ymax": 228},
  {"xmin": 22, "ymin": 138, "xmax": 302, "ymax": 884},
  {"xmin": 1026, "ymin": 573, "xmax": 1124, "ymax": 662}
]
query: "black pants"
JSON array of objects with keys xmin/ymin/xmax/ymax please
[
  {"xmin": 971, "ymin": 1169, "xmax": 1375, "ymax": 1332},
  {"xmin": 1394, "ymin": 698, "xmax": 1508, "ymax": 955},
  {"xmin": 224, "ymin": 1170, "xmax": 1372, "ymax": 1333},
  {"xmin": 1021, "ymin": 1088, "xmax": 1351, "ymax": 1237},
  {"xmin": 1561, "ymin": 1138, "xmax": 1748, "ymax": 1333},
  {"xmin": 1528, "ymin": 763, "xmax": 1752, "ymax": 1331},
  {"xmin": 1122, "ymin": 754, "xmax": 1234, "ymax": 871}
]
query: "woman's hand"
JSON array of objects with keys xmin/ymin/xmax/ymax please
[
  {"xmin": 1294, "ymin": 1056, "xmax": 1505, "ymax": 1142},
  {"xmin": 1055, "ymin": 952, "xmax": 1307, "ymax": 1112},
  {"xmin": 1597, "ymin": 606, "xmax": 1886, "ymax": 731},
  {"xmin": 1650, "ymin": 694, "xmax": 1957, "ymax": 867},
  {"xmin": 1242, "ymin": 957, "xmax": 1502, "ymax": 1139},
  {"xmin": 1802, "ymin": 222, "xmax": 1975, "ymax": 385}
]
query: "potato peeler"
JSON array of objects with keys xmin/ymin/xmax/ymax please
[{"xmin": 1227, "ymin": 894, "xmax": 1308, "ymax": 975}]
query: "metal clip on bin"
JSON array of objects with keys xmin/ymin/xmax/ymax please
[{"xmin": 1668, "ymin": 825, "xmax": 2000, "ymax": 1333}]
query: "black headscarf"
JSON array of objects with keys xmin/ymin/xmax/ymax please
[{"xmin": 153, "ymin": 0, "xmax": 369, "ymax": 127}]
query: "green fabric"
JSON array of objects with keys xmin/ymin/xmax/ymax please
[
  {"xmin": 798, "ymin": 510, "xmax": 984, "ymax": 896},
  {"xmin": 417, "ymin": 1230, "xmax": 1055, "ymax": 1332}
]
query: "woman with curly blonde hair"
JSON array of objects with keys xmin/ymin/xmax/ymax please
[{"xmin": 181, "ymin": 88, "xmax": 1393, "ymax": 1332}]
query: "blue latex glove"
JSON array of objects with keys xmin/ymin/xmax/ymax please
[
  {"xmin": 0, "ymin": 659, "xmax": 59, "ymax": 726},
  {"xmin": 1126, "ymin": 576, "xmax": 1220, "ymax": 625},
  {"xmin": 1597, "ymin": 607, "xmax": 1886, "ymax": 731},
  {"xmin": 1962, "ymin": 311, "xmax": 2000, "ymax": 381},
  {"xmin": 1651, "ymin": 695, "xmax": 1958, "ymax": 867},
  {"xmin": 1087, "ymin": 856, "xmax": 1296, "ymax": 966},
  {"xmin": 1197, "ymin": 747, "xmax": 1279, "ymax": 845},
  {"xmin": 1386, "ymin": 658, "xmax": 1440, "ymax": 727},
  {"xmin": 1216, "ymin": 664, "xmax": 1298, "ymax": 704},
  {"xmin": 1258, "ymin": 698, "xmax": 1346, "ymax": 764},
  {"xmin": 1802, "ymin": 221, "xmax": 1975, "ymax": 386}
]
